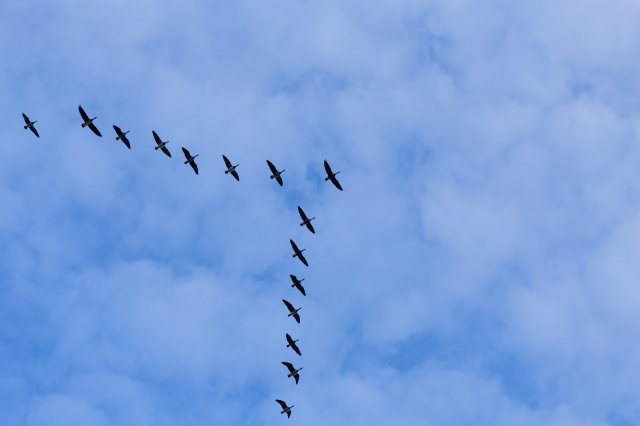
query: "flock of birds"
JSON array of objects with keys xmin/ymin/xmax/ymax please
[{"xmin": 22, "ymin": 106, "xmax": 344, "ymax": 419}]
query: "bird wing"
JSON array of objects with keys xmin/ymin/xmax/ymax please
[
  {"xmin": 290, "ymin": 239, "xmax": 299, "ymax": 253},
  {"xmin": 267, "ymin": 160, "xmax": 277, "ymax": 174},
  {"xmin": 191, "ymin": 161, "xmax": 199, "ymax": 175},
  {"xmin": 231, "ymin": 169, "xmax": 239, "ymax": 181},
  {"xmin": 275, "ymin": 399, "xmax": 287, "ymax": 410},
  {"xmin": 78, "ymin": 105, "xmax": 89, "ymax": 121},
  {"xmin": 113, "ymin": 125, "xmax": 122, "ymax": 136},
  {"xmin": 297, "ymin": 206, "xmax": 308, "ymax": 222},
  {"xmin": 121, "ymin": 135, "xmax": 131, "ymax": 149},
  {"xmin": 275, "ymin": 174, "xmax": 283, "ymax": 186},
  {"xmin": 30, "ymin": 126, "xmax": 40, "ymax": 138},
  {"xmin": 283, "ymin": 299, "xmax": 294, "ymax": 312},
  {"xmin": 223, "ymin": 155, "xmax": 232, "ymax": 168},
  {"xmin": 297, "ymin": 283, "xmax": 306, "ymax": 296},
  {"xmin": 88, "ymin": 122, "xmax": 102, "ymax": 137},
  {"xmin": 152, "ymin": 130, "xmax": 162, "ymax": 146},
  {"xmin": 22, "ymin": 113, "xmax": 29, "ymax": 125},
  {"xmin": 291, "ymin": 342, "xmax": 302, "ymax": 356},
  {"xmin": 282, "ymin": 361, "xmax": 294, "ymax": 372},
  {"xmin": 330, "ymin": 175, "xmax": 343, "ymax": 191},
  {"xmin": 306, "ymin": 222, "xmax": 316, "ymax": 234},
  {"xmin": 161, "ymin": 146, "xmax": 172, "ymax": 157},
  {"xmin": 293, "ymin": 373, "xmax": 299, "ymax": 384},
  {"xmin": 298, "ymin": 251, "xmax": 308, "ymax": 267},
  {"xmin": 286, "ymin": 411, "xmax": 291, "ymax": 418},
  {"xmin": 324, "ymin": 159, "xmax": 333, "ymax": 176},
  {"xmin": 182, "ymin": 147, "xmax": 191, "ymax": 158},
  {"xmin": 293, "ymin": 312, "xmax": 301, "ymax": 323}
]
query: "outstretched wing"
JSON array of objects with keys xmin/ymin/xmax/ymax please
[
  {"xmin": 296, "ymin": 282, "xmax": 306, "ymax": 296},
  {"xmin": 293, "ymin": 372, "xmax": 299, "ymax": 384},
  {"xmin": 324, "ymin": 159, "xmax": 333, "ymax": 176},
  {"xmin": 275, "ymin": 174, "xmax": 283, "ymax": 186},
  {"xmin": 223, "ymin": 155, "xmax": 232, "ymax": 169},
  {"xmin": 121, "ymin": 134, "xmax": 131, "ymax": 149},
  {"xmin": 161, "ymin": 146, "xmax": 172, "ymax": 157},
  {"xmin": 22, "ymin": 113, "xmax": 30, "ymax": 125},
  {"xmin": 286, "ymin": 411, "xmax": 291, "ymax": 418},
  {"xmin": 267, "ymin": 160, "xmax": 277, "ymax": 175},
  {"xmin": 152, "ymin": 130, "xmax": 162, "ymax": 146},
  {"xmin": 113, "ymin": 125, "xmax": 123, "ymax": 136},
  {"xmin": 230, "ymin": 169, "xmax": 239, "ymax": 181},
  {"xmin": 275, "ymin": 399, "xmax": 287, "ymax": 410},
  {"xmin": 297, "ymin": 206, "xmax": 308, "ymax": 222},
  {"xmin": 297, "ymin": 251, "xmax": 309, "ymax": 267},
  {"xmin": 191, "ymin": 161, "xmax": 199, "ymax": 175},
  {"xmin": 306, "ymin": 221, "xmax": 316, "ymax": 234},
  {"xmin": 88, "ymin": 122, "xmax": 102, "ymax": 137},
  {"xmin": 182, "ymin": 147, "xmax": 191, "ymax": 159},
  {"xmin": 291, "ymin": 341, "xmax": 301, "ymax": 356},
  {"xmin": 293, "ymin": 311, "xmax": 301, "ymax": 323},
  {"xmin": 330, "ymin": 175, "xmax": 343, "ymax": 191},
  {"xmin": 78, "ymin": 105, "xmax": 89, "ymax": 122},
  {"xmin": 282, "ymin": 361, "xmax": 294, "ymax": 372},
  {"xmin": 282, "ymin": 299, "xmax": 294, "ymax": 312},
  {"xmin": 29, "ymin": 125, "xmax": 40, "ymax": 138},
  {"xmin": 290, "ymin": 239, "xmax": 299, "ymax": 253}
]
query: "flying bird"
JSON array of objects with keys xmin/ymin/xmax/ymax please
[
  {"xmin": 282, "ymin": 361, "xmax": 302, "ymax": 385},
  {"xmin": 223, "ymin": 155, "xmax": 239, "ymax": 181},
  {"xmin": 290, "ymin": 239, "xmax": 308, "ymax": 267},
  {"xmin": 78, "ymin": 105, "xmax": 102, "ymax": 137},
  {"xmin": 276, "ymin": 399, "xmax": 294, "ymax": 418},
  {"xmin": 282, "ymin": 299, "xmax": 301, "ymax": 324},
  {"xmin": 152, "ymin": 130, "xmax": 172, "ymax": 157},
  {"xmin": 286, "ymin": 333, "xmax": 302, "ymax": 356},
  {"xmin": 112, "ymin": 125, "xmax": 131, "ymax": 149},
  {"xmin": 22, "ymin": 113, "xmax": 40, "ymax": 138},
  {"xmin": 266, "ymin": 160, "xmax": 285, "ymax": 186},
  {"xmin": 324, "ymin": 159, "xmax": 343, "ymax": 191},
  {"xmin": 297, "ymin": 206, "xmax": 316, "ymax": 234},
  {"xmin": 289, "ymin": 274, "xmax": 306, "ymax": 296},
  {"xmin": 182, "ymin": 147, "xmax": 199, "ymax": 175}
]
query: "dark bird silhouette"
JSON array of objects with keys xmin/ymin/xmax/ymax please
[
  {"xmin": 286, "ymin": 333, "xmax": 302, "ymax": 356},
  {"xmin": 266, "ymin": 160, "xmax": 285, "ymax": 186},
  {"xmin": 297, "ymin": 206, "xmax": 316, "ymax": 234},
  {"xmin": 282, "ymin": 299, "xmax": 301, "ymax": 323},
  {"xmin": 282, "ymin": 361, "xmax": 302, "ymax": 385},
  {"xmin": 152, "ymin": 130, "xmax": 172, "ymax": 157},
  {"xmin": 290, "ymin": 239, "xmax": 308, "ymax": 267},
  {"xmin": 276, "ymin": 399, "xmax": 294, "ymax": 418},
  {"xmin": 289, "ymin": 274, "xmax": 306, "ymax": 296},
  {"xmin": 78, "ymin": 105, "xmax": 102, "ymax": 137},
  {"xmin": 324, "ymin": 159, "xmax": 343, "ymax": 191},
  {"xmin": 112, "ymin": 125, "xmax": 131, "ymax": 149},
  {"xmin": 22, "ymin": 113, "xmax": 39, "ymax": 138},
  {"xmin": 182, "ymin": 147, "xmax": 199, "ymax": 175},
  {"xmin": 223, "ymin": 155, "xmax": 239, "ymax": 181}
]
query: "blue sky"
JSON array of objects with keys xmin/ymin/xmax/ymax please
[{"xmin": 1, "ymin": 0, "xmax": 640, "ymax": 424}]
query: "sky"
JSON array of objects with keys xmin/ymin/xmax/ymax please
[{"xmin": 1, "ymin": 0, "xmax": 640, "ymax": 424}]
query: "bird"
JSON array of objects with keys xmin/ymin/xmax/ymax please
[
  {"xmin": 22, "ymin": 113, "xmax": 39, "ymax": 138},
  {"xmin": 297, "ymin": 206, "xmax": 316, "ymax": 234},
  {"xmin": 266, "ymin": 160, "xmax": 285, "ymax": 186},
  {"xmin": 276, "ymin": 399, "xmax": 294, "ymax": 418},
  {"xmin": 282, "ymin": 361, "xmax": 303, "ymax": 384},
  {"xmin": 182, "ymin": 147, "xmax": 199, "ymax": 175},
  {"xmin": 112, "ymin": 125, "xmax": 131, "ymax": 149},
  {"xmin": 282, "ymin": 299, "xmax": 301, "ymax": 323},
  {"xmin": 289, "ymin": 274, "xmax": 306, "ymax": 296},
  {"xmin": 286, "ymin": 333, "xmax": 302, "ymax": 356},
  {"xmin": 324, "ymin": 159, "xmax": 343, "ymax": 191},
  {"xmin": 78, "ymin": 105, "xmax": 102, "ymax": 137},
  {"xmin": 223, "ymin": 155, "xmax": 239, "ymax": 181},
  {"xmin": 290, "ymin": 239, "xmax": 308, "ymax": 267},
  {"xmin": 152, "ymin": 130, "xmax": 172, "ymax": 157}
]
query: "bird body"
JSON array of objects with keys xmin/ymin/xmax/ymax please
[
  {"xmin": 22, "ymin": 113, "xmax": 39, "ymax": 138},
  {"xmin": 266, "ymin": 160, "xmax": 285, "ymax": 186},
  {"xmin": 324, "ymin": 159, "xmax": 343, "ymax": 190},
  {"xmin": 78, "ymin": 105, "xmax": 102, "ymax": 137}
]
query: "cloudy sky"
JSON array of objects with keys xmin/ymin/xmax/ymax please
[{"xmin": 1, "ymin": 0, "xmax": 640, "ymax": 424}]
